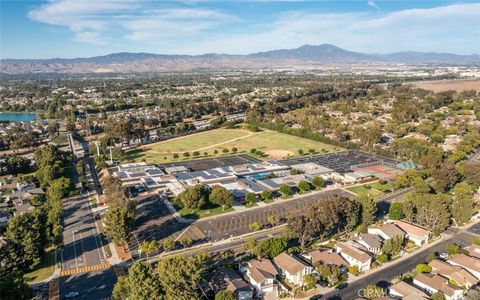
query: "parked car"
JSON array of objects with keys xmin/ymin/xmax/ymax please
[
  {"xmin": 65, "ymin": 291, "xmax": 79, "ymax": 298},
  {"xmin": 439, "ymin": 252, "xmax": 449, "ymax": 260},
  {"xmin": 335, "ymin": 283, "xmax": 348, "ymax": 290}
]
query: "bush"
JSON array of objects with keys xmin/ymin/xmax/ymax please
[
  {"xmin": 214, "ymin": 149, "xmax": 219, "ymax": 154},
  {"xmin": 473, "ymin": 237, "xmax": 480, "ymax": 245},
  {"xmin": 192, "ymin": 151, "xmax": 200, "ymax": 157},
  {"xmin": 231, "ymin": 147, "xmax": 238, "ymax": 152},
  {"xmin": 415, "ymin": 264, "xmax": 432, "ymax": 274},
  {"xmin": 222, "ymin": 148, "xmax": 229, "ymax": 153},
  {"xmin": 445, "ymin": 243, "xmax": 461, "ymax": 255},
  {"xmin": 348, "ymin": 265, "xmax": 360, "ymax": 276},
  {"xmin": 298, "ymin": 149, "xmax": 304, "ymax": 155},
  {"xmin": 250, "ymin": 148, "xmax": 257, "ymax": 154},
  {"xmin": 249, "ymin": 222, "xmax": 263, "ymax": 231},
  {"xmin": 173, "ymin": 153, "xmax": 179, "ymax": 159},
  {"xmin": 183, "ymin": 152, "xmax": 190, "ymax": 157},
  {"xmin": 376, "ymin": 253, "xmax": 389, "ymax": 264}
]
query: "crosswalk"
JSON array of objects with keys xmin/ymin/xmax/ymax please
[{"xmin": 60, "ymin": 262, "xmax": 110, "ymax": 276}]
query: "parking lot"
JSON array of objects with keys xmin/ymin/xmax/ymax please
[
  {"xmin": 189, "ymin": 189, "xmax": 352, "ymax": 242},
  {"xmin": 129, "ymin": 193, "xmax": 189, "ymax": 254}
]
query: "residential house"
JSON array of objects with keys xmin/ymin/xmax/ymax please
[
  {"xmin": 367, "ymin": 223, "xmax": 406, "ymax": 241},
  {"xmin": 302, "ymin": 249, "xmax": 348, "ymax": 272},
  {"xmin": 413, "ymin": 273, "xmax": 463, "ymax": 300},
  {"xmin": 429, "ymin": 259, "xmax": 477, "ymax": 288},
  {"xmin": 389, "ymin": 281, "xmax": 429, "ymax": 299},
  {"xmin": 354, "ymin": 233, "xmax": 383, "ymax": 254},
  {"xmin": 206, "ymin": 267, "xmax": 253, "ymax": 300},
  {"xmin": 468, "ymin": 244, "xmax": 480, "ymax": 259},
  {"xmin": 394, "ymin": 220, "xmax": 431, "ymax": 246},
  {"xmin": 336, "ymin": 242, "xmax": 372, "ymax": 272},
  {"xmin": 239, "ymin": 259, "xmax": 280, "ymax": 297},
  {"xmin": 273, "ymin": 253, "xmax": 314, "ymax": 287},
  {"xmin": 449, "ymin": 254, "xmax": 480, "ymax": 280}
]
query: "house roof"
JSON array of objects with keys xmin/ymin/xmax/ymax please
[
  {"xmin": 306, "ymin": 250, "xmax": 348, "ymax": 267},
  {"xmin": 208, "ymin": 267, "xmax": 252, "ymax": 294},
  {"xmin": 394, "ymin": 220, "xmax": 430, "ymax": 239},
  {"xmin": 369, "ymin": 223, "xmax": 405, "ymax": 239},
  {"xmin": 390, "ymin": 281, "xmax": 428, "ymax": 298},
  {"xmin": 414, "ymin": 273, "xmax": 462, "ymax": 297},
  {"xmin": 336, "ymin": 242, "xmax": 371, "ymax": 263},
  {"xmin": 468, "ymin": 244, "xmax": 480, "ymax": 259},
  {"xmin": 246, "ymin": 259, "xmax": 278, "ymax": 283},
  {"xmin": 429, "ymin": 259, "xmax": 477, "ymax": 287},
  {"xmin": 449, "ymin": 253, "xmax": 480, "ymax": 273},
  {"xmin": 273, "ymin": 253, "xmax": 310, "ymax": 275},
  {"xmin": 356, "ymin": 233, "xmax": 383, "ymax": 249}
]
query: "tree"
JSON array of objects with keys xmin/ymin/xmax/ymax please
[
  {"xmin": 112, "ymin": 261, "xmax": 164, "ymax": 300},
  {"xmin": 156, "ymin": 254, "xmax": 209, "ymax": 300},
  {"xmin": 432, "ymin": 160, "xmax": 460, "ymax": 192},
  {"xmin": 431, "ymin": 292, "xmax": 446, "ymax": 300},
  {"xmin": 473, "ymin": 237, "xmax": 480, "ymax": 245},
  {"xmin": 451, "ymin": 182, "xmax": 475, "ymax": 226},
  {"xmin": 358, "ymin": 194, "xmax": 377, "ymax": 227},
  {"xmin": 298, "ymin": 149, "xmax": 304, "ymax": 155},
  {"xmin": 139, "ymin": 240, "xmax": 159, "ymax": 259},
  {"xmin": 104, "ymin": 207, "xmax": 134, "ymax": 245},
  {"xmin": 162, "ymin": 238, "xmax": 176, "ymax": 252},
  {"xmin": 0, "ymin": 269, "xmax": 32, "ymax": 300},
  {"xmin": 279, "ymin": 184, "xmax": 292, "ymax": 198},
  {"xmin": 303, "ymin": 274, "xmax": 317, "ymax": 290},
  {"xmin": 245, "ymin": 193, "xmax": 256, "ymax": 205},
  {"xmin": 388, "ymin": 202, "xmax": 404, "ymax": 220},
  {"xmin": 415, "ymin": 264, "xmax": 432, "ymax": 274},
  {"xmin": 179, "ymin": 236, "xmax": 193, "ymax": 248},
  {"xmin": 261, "ymin": 190, "xmax": 272, "ymax": 201},
  {"xmin": 298, "ymin": 180, "xmax": 310, "ymax": 193},
  {"xmin": 249, "ymin": 222, "xmax": 263, "ymax": 231},
  {"xmin": 445, "ymin": 243, "xmax": 461, "ymax": 255},
  {"xmin": 176, "ymin": 185, "xmax": 207, "ymax": 210},
  {"xmin": 376, "ymin": 253, "xmax": 389, "ymax": 264},
  {"xmin": 311, "ymin": 176, "xmax": 324, "ymax": 189},
  {"xmin": 267, "ymin": 215, "xmax": 279, "ymax": 226},
  {"xmin": 348, "ymin": 265, "xmax": 360, "ymax": 276},
  {"xmin": 209, "ymin": 186, "xmax": 233, "ymax": 210},
  {"xmin": 215, "ymin": 290, "xmax": 235, "ymax": 300},
  {"xmin": 413, "ymin": 193, "xmax": 451, "ymax": 236},
  {"xmin": 2, "ymin": 210, "xmax": 46, "ymax": 271}
]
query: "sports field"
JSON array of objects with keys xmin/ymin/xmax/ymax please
[{"xmin": 124, "ymin": 128, "xmax": 342, "ymax": 163}]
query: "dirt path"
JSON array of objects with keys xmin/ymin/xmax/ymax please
[{"xmin": 149, "ymin": 130, "xmax": 257, "ymax": 154}]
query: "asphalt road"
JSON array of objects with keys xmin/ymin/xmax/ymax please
[
  {"xmin": 324, "ymin": 228, "xmax": 480, "ymax": 299},
  {"xmin": 60, "ymin": 268, "xmax": 117, "ymax": 300},
  {"xmin": 61, "ymin": 193, "xmax": 106, "ymax": 272}
]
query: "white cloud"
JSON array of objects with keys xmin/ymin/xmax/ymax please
[
  {"xmin": 182, "ymin": 3, "xmax": 480, "ymax": 55},
  {"xmin": 367, "ymin": 0, "xmax": 379, "ymax": 10},
  {"xmin": 28, "ymin": 0, "xmax": 139, "ymax": 44},
  {"xmin": 27, "ymin": 1, "xmax": 480, "ymax": 54}
]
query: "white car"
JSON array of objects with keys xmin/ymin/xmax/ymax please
[
  {"xmin": 65, "ymin": 292, "xmax": 79, "ymax": 298},
  {"xmin": 439, "ymin": 252, "xmax": 449, "ymax": 259}
]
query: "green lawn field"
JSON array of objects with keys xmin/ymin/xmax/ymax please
[
  {"xmin": 346, "ymin": 181, "xmax": 395, "ymax": 198},
  {"xmin": 124, "ymin": 128, "xmax": 342, "ymax": 163}
]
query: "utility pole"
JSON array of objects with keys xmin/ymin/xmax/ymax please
[
  {"xmin": 107, "ymin": 146, "xmax": 114, "ymax": 165},
  {"xmin": 94, "ymin": 141, "xmax": 101, "ymax": 157}
]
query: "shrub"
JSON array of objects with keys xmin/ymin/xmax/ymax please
[
  {"xmin": 348, "ymin": 265, "xmax": 360, "ymax": 276},
  {"xmin": 250, "ymin": 148, "xmax": 256, "ymax": 154},
  {"xmin": 445, "ymin": 243, "xmax": 461, "ymax": 255},
  {"xmin": 415, "ymin": 264, "xmax": 432, "ymax": 274},
  {"xmin": 222, "ymin": 148, "xmax": 229, "ymax": 153},
  {"xmin": 192, "ymin": 151, "xmax": 200, "ymax": 157},
  {"xmin": 249, "ymin": 222, "xmax": 263, "ymax": 231},
  {"xmin": 231, "ymin": 147, "xmax": 238, "ymax": 152}
]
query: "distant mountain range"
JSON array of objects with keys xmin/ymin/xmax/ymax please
[{"xmin": 2, "ymin": 44, "xmax": 479, "ymax": 74}]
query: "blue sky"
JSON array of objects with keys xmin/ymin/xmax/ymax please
[{"xmin": 1, "ymin": 0, "xmax": 479, "ymax": 59}]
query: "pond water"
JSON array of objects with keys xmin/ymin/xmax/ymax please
[{"xmin": 0, "ymin": 113, "xmax": 38, "ymax": 122}]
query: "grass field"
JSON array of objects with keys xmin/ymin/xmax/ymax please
[
  {"xmin": 24, "ymin": 247, "xmax": 55, "ymax": 283},
  {"xmin": 346, "ymin": 181, "xmax": 394, "ymax": 198},
  {"xmin": 124, "ymin": 128, "xmax": 342, "ymax": 163},
  {"xmin": 174, "ymin": 202, "xmax": 234, "ymax": 220}
]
